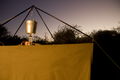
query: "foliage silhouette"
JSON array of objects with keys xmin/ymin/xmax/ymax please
[
  {"xmin": 54, "ymin": 27, "xmax": 76, "ymax": 44},
  {"xmin": 0, "ymin": 25, "xmax": 8, "ymax": 37},
  {"xmin": 91, "ymin": 30, "xmax": 120, "ymax": 80},
  {"xmin": 53, "ymin": 25, "xmax": 92, "ymax": 44},
  {"xmin": 0, "ymin": 24, "xmax": 26, "ymax": 45},
  {"xmin": 0, "ymin": 24, "xmax": 9, "ymax": 45}
]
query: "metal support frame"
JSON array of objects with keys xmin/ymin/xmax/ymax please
[
  {"xmin": 1, "ymin": 5, "xmax": 33, "ymax": 26},
  {"xmin": 35, "ymin": 8, "xmax": 54, "ymax": 39},
  {"xmin": 35, "ymin": 6, "xmax": 92, "ymax": 39},
  {"xmin": 1, "ymin": 5, "xmax": 92, "ymax": 39},
  {"xmin": 1, "ymin": 5, "xmax": 120, "ymax": 70},
  {"xmin": 14, "ymin": 6, "xmax": 34, "ymax": 36},
  {"xmin": 1, "ymin": 5, "xmax": 54, "ymax": 39}
]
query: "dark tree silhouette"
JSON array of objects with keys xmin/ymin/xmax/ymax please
[
  {"xmin": 0, "ymin": 25, "xmax": 9, "ymax": 45},
  {"xmin": 91, "ymin": 30, "xmax": 120, "ymax": 80},
  {"xmin": 0, "ymin": 25, "xmax": 25, "ymax": 45},
  {"xmin": 0, "ymin": 25, "xmax": 8, "ymax": 38},
  {"xmin": 33, "ymin": 36, "xmax": 48, "ymax": 44},
  {"xmin": 54, "ymin": 27, "xmax": 76, "ymax": 44},
  {"xmin": 53, "ymin": 25, "xmax": 92, "ymax": 44}
]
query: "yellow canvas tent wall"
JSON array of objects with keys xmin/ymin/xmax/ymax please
[{"xmin": 0, "ymin": 43, "xmax": 93, "ymax": 80}]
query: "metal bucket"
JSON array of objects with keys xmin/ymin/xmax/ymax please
[{"xmin": 25, "ymin": 20, "xmax": 37, "ymax": 34}]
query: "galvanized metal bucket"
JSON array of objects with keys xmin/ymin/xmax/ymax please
[{"xmin": 25, "ymin": 20, "xmax": 37, "ymax": 34}]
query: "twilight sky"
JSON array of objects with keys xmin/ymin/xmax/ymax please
[{"xmin": 0, "ymin": 0, "xmax": 120, "ymax": 38}]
